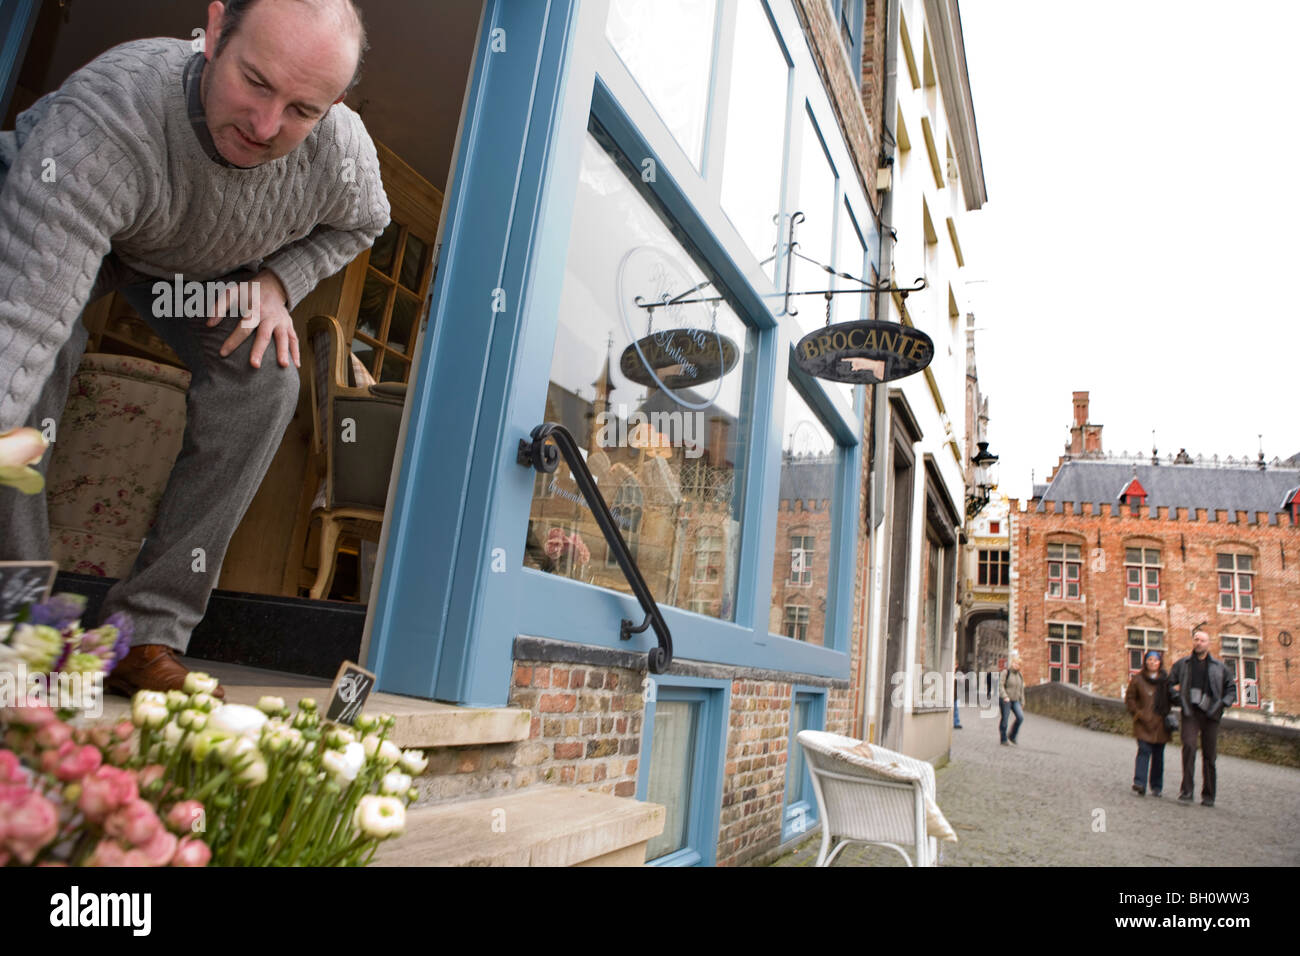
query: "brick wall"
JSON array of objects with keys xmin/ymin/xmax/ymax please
[
  {"xmin": 1011, "ymin": 503, "xmax": 1300, "ymax": 715},
  {"xmin": 412, "ymin": 659, "xmax": 645, "ymax": 805}
]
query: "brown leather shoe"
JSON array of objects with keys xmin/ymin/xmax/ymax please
[{"xmin": 106, "ymin": 645, "xmax": 226, "ymax": 700}]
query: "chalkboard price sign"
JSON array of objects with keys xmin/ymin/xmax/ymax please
[
  {"xmin": 0, "ymin": 561, "xmax": 57, "ymax": 622},
  {"xmin": 324, "ymin": 660, "xmax": 377, "ymax": 726}
]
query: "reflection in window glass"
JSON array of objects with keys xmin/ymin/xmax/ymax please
[
  {"xmin": 792, "ymin": 111, "xmax": 836, "ymax": 340},
  {"xmin": 834, "ymin": 200, "xmax": 866, "ymax": 325},
  {"xmin": 719, "ymin": 0, "xmax": 789, "ymax": 280},
  {"xmin": 606, "ymin": 0, "xmax": 716, "ymax": 168},
  {"xmin": 645, "ymin": 700, "xmax": 699, "ymax": 861},
  {"xmin": 769, "ymin": 384, "xmax": 840, "ymax": 645},
  {"xmin": 524, "ymin": 127, "xmax": 756, "ymax": 624}
]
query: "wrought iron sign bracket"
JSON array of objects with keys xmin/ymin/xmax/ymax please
[{"xmin": 516, "ymin": 423, "xmax": 673, "ymax": 674}]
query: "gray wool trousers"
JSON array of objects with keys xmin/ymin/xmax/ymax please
[{"xmin": 0, "ymin": 256, "xmax": 300, "ymax": 652}]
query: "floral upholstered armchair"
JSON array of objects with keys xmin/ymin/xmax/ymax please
[{"xmin": 45, "ymin": 353, "xmax": 192, "ymax": 577}]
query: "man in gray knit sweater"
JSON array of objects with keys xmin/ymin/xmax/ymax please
[{"xmin": 0, "ymin": 0, "xmax": 390, "ymax": 696}]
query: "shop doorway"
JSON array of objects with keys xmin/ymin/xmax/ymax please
[{"xmin": 2, "ymin": 0, "xmax": 483, "ymax": 678}]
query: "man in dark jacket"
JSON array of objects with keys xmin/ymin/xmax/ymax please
[{"xmin": 1168, "ymin": 627, "xmax": 1237, "ymax": 806}]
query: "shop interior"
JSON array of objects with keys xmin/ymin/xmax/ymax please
[{"xmin": 5, "ymin": 0, "xmax": 484, "ymax": 673}]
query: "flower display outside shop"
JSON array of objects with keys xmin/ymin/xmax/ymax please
[{"xmin": 1, "ymin": 680, "xmax": 424, "ymax": 867}]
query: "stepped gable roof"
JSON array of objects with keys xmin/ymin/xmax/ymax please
[
  {"xmin": 779, "ymin": 455, "xmax": 836, "ymax": 502},
  {"xmin": 1036, "ymin": 460, "xmax": 1300, "ymax": 515}
]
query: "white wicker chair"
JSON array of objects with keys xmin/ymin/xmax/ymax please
[{"xmin": 796, "ymin": 730, "xmax": 943, "ymax": 867}]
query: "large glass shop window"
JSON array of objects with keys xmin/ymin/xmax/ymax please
[
  {"xmin": 719, "ymin": 0, "xmax": 790, "ymax": 280},
  {"xmin": 523, "ymin": 125, "xmax": 757, "ymax": 623},
  {"xmin": 606, "ymin": 0, "xmax": 717, "ymax": 169},
  {"xmin": 767, "ymin": 382, "xmax": 841, "ymax": 646}
]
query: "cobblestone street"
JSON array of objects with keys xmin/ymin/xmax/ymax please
[{"xmin": 769, "ymin": 712, "xmax": 1300, "ymax": 866}]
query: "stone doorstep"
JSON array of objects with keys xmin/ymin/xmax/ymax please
[
  {"xmin": 373, "ymin": 786, "xmax": 666, "ymax": 867},
  {"xmin": 93, "ymin": 658, "xmax": 532, "ymax": 749}
]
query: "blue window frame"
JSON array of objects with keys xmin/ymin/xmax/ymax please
[
  {"xmin": 828, "ymin": 0, "xmax": 866, "ymax": 81},
  {"xmin": 367, "ymin": 0, "xmax": 881, "ymax": 706},
  {"xmin": 783, "ymin": 686, "xmax": 827, "ymax": 842},
  {"xmin": 637, "ymin": 676, "xmax": 729, "ymax": 866}
]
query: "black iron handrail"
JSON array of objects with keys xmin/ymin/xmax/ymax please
[{"xmin": 517, "ymin": 422, "xmax": 673, "ymax": 674}]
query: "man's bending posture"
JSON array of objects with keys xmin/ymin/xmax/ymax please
[{"xmin": 0, "ymin": 0, "xmax": 391, "ymax": 696}]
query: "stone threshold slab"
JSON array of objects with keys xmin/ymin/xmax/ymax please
[
  {"xmin": 93, "ymin": 658, "xmax": 531, "ymax": 749},
  {"xmin": 374, "ymin": 786, "xmax": 665, "ymax": 867}
]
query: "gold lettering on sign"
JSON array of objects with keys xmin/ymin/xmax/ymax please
[
  {"xmin": 848, "ymin": 329, "xmax": 864, "ymax": 348},
  {"xmin": 907, "ymin": 338, "xmax": 928, "ymax": 361},
  {"xmin": 801, "ymin": 340, "xmax": 819, "ymax": 361},
  {"xmin": 895, "ymin": 333, "xmax": 910, "ymax": 356},
  {"xmin": 863, "ymin": 330, "xmax": 878, "ymax": 349},
  {"xmin": 878, "ymin": 331, "xmax": 896, "ymax": 353},
  {"xmin": 818, "ymin": 334, "xmax": 833, "ymax": 357},
  {"xmin": 831, "ymin": 330, "xmax": 847, "ymax": 351}
]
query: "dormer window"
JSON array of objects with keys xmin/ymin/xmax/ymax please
[
  {"xmin": 1119, "ymin": 477, "xmax": 1148, "ymax": 515},
  {"xmin": 1284, "ymin": 487, "xmax": 1299, "ymax": 525}
]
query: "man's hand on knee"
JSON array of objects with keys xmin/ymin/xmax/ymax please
[{"xmin": 209, "ymin": 270, "xmax": 301, "ymax": 370}]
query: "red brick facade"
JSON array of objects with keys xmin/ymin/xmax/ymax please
[{"xmin": 1010, "ymin": 502, "xmax": 1300, "ymax": 716}]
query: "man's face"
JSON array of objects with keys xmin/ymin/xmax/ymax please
[
  {"xmin": 201, "ymin": 0, "xmax": 358, "ymax": 166},
  {"xmin": 1193, "ymin": 631, "xmax": 1210, "ymax": 655}
]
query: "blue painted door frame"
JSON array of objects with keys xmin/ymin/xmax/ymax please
[
  {"xmin": 368, "ymin": 0, "xmax": 870, "ymax": 706},
  {"xmin": 366, "ymin": 0, "xmax": 586, "ymax": 703}
]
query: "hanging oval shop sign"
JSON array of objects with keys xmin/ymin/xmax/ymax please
[
  {"xmin": 616, "ymin": 246, "xmax": 740, "ymax": 410},
  {"xmin": 618, "ymin": 329, "xmax": 739, "ymax": 391},
  {"xmin": 793, "ymin": 320, "xmax": 934, "ymax": 384}
]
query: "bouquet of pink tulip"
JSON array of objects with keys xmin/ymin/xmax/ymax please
[
  {"xmin": 0, "ymin": 594, "xmax": 132, "ymax": 717},
  {"xmin": 0, "ymin": 706, "xmax": 210, "ymax": 866}
]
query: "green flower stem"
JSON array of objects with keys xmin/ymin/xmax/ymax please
[
  {"xmin": 190, "ymin": 766, "xmax": 234, "ymax": 804},
  {"xmin": 266, "ymin": 769, "xmax": 308, "ymax": 863},
  {"xmin": 223, "ymin": 787, "xmax": 254, "ymax": 866},
  {"xmin": 318, "ymin": 834, "xmax": 370, "ymax": 868}
]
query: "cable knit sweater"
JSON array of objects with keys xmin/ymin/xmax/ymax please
[{"xmin": 0, "ymin": 37, "xmax": 390, "ymax": 429}]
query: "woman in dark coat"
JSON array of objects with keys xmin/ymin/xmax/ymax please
[{"xmin": 1125, "ymin": 649, "xmax": 1173, "ymax": 796}]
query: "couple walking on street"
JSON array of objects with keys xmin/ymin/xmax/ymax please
[{"xmin": 1125, "ymin": 627, "xmax": 1237, "ymax": 806}]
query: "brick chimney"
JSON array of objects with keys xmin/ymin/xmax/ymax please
[{"xmin": 1066, "ymin": 391, "xmax": 1104, "ymax": 458}]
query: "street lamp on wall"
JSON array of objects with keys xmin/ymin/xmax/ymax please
[{"xmin": 966, "ymin": 441, "xmax": 999, "ymax": 520}]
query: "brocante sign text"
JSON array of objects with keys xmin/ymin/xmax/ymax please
[{"xmin": 792, "ymin": 320, "xmax": 933, "ymax": 384}]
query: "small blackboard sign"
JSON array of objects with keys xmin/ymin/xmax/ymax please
[
  {"xmin": 0, "ymin": 560, "xmax": 57, "ymax": 622},
  {"xmin": 325, "ymin": 659, "xmax": 376, "ymax": 725}
]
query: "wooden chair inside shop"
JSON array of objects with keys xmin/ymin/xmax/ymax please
[{"xmin": 303, "ymin": 314, "xmax": 406, "ymax": 600}]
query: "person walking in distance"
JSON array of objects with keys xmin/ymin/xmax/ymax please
[
  {"xmin": 999, "ymin": 653, "xmax": 1025, "ymax": 745},
  {"xmin": 1125, "ymin": 649, "xmax": 1172, "ymax": 797},
  {"xmin": 1168, "ymin": 627, "xmax": 1236, "ymax": 807}
]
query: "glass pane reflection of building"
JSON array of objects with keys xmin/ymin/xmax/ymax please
[
  {"xmin": 769, "ymin": 383, "xmax": 840, "ymax": 646},
  {"xmin": 523, "ymin": 126, "xmax": 756, "ymax": 623}
]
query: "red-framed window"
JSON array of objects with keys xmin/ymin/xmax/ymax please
[
  {"xmin": 1124, "ymin": 547, "xmax": 1161, "ymax": 604},
  {"xmin": 1217, "ymin": 553, "xmax": 1254, "ymax": 611},
  {"xmin": 978, "ymin": 549, "xmax": 1010, "ymax": 586},
  {"xmin": 1221, "ymin": 636, "xmax": 1260, "ymax": 708},
  {"xmin": 1048, "ymin": 622, "xmax": 1083, "ymax": 685},
  {"xmin": 1047, "ymin": 543, "xmax": 1081, "ymax": 599},
  {"xmin": 1126, "ymin": 628, "xmax": 1165, "ymax": 678},
  {"xmin": 988, "ymin": 521, "xmax": 1001, "ymax": 534},
  {"xmin": 1120, "ymin": 477, "xmax": 1148, "ymax": 515}
]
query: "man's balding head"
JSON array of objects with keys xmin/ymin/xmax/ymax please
[
  {"xmin": 201, "ymin": 0, "xmax": 368, "ymax": 166},
  {"xmin": 212, "ymin": 0, "xmax": 368, "ymax": 95}
]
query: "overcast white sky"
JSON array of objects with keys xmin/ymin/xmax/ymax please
[{"xmin": 957, "ymin": 0, "xmax": 1299, "ymax": 503}]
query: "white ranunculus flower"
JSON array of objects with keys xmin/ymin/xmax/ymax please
[
  {"xmin": 341, "ymin": 741, "xmax": 365, "ymax": 779},
  {"xmin": 325, "ymin": 726, "xmax": 358, "ymax": 750},
  {"xmin": 190, "ymin": 692, "xmax": 216, "ymax": 712},
  {"xmin": 165, "ymin": 689, "xmax": 188, "ymax": 711},
  {"xmin": 183, "ymin": 672, "xmax": 219, "ymax": 694},
  {"xmin": 133, "ymin": 701, "xmax": 169, "ymax": 729},
  {"xmin": 239, "ymin": 758, "xmax": 268, "ymax": 786},
  {"xmin": 380, "ymin": 771, "xmax": 412, "ymax": 796},
  {"xmin": 207, "ymin": 703, "xmax": 269, "ymax": 738},
  {"xmin": 362, "ymin": 734, "xmax": 401, "ymax": 767},
  {"xmin": 257, "ymin": 695, "xmax": 286, "ymax": 715},
  {"xmin": 398, "ymin": 749, "xmax": 429, "ymax": 776},
  {"xmin": 322, "ymin": 744, "xmax": 360, "ymax": 784},
  {"xmin": 219, "ymin": 735, "xmax": 260, "ymax": 768},
  {"xmin": 162, "ymin": 720, "xmax": 185, "ymax": 748},
  {"xmin": 353, "ymin": 795, "xmax": 406, "ymax": 839}
]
